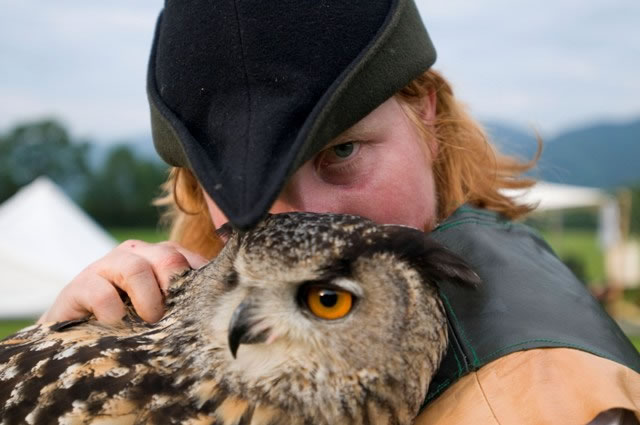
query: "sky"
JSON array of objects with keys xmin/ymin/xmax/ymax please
[{"xmin": 1, "ymin": 0, "xmax": 639, "ymax": 143}]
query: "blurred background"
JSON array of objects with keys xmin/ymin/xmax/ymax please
[{"xmin": 0, "ymin": 1, "xmax": 639, "ymax": 345}]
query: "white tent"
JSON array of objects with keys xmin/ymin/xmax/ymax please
[
  {"xmin": 502, "ymin": 181, "xmax": 620, "ymax": 248},
  {"xmin": 0, "ymin": 177, "xmax": 117, "ymax": 318},
  {"xmin": 501, "ymin": 181, "xmax": 613, "ymax": 212}
]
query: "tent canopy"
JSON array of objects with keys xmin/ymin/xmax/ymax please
[
  {"xmin": 502, "ymin": 181, "xmax": 620, "ymax": 250},
  {"xmin": 0, "ymin": 177, "xmax": 116, "ymax": 318},
  {"xmin": 501, "ymin": 181, "xmax": 612, "ymax": 211}
]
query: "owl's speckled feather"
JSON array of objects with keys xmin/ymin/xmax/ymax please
[{"xmin": 0, "ymin": 213, "xmax": 479, "ymax": 425}]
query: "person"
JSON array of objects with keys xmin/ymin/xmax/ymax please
[{"xmin": 39, "ymin": 0, "xmax": 640, "ymax": 423}]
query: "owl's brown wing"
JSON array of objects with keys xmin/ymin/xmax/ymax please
[
  {"xmin": 0, "ymin": 319, "xmax": 309, "ymax": 425},
  {"xmin": 0, "ymin": 318, "xmax": 207, "ymax": 424}
]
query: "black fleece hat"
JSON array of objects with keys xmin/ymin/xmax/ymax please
[{"xmin": 148, "ymin": 0, "xmax": 436, "ymax": 229}]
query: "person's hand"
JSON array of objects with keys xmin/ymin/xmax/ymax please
[{"xmin": 37, "ymin": 240, "xmax": 208, "ymax": 325}]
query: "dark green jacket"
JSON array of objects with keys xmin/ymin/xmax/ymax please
[{"xmin": 424, "ymin": 205, "xmax": 640, "ymax": 405}]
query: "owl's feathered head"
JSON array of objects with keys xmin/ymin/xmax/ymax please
[{"xmin": 185, "ymin": 212, "xmax": 479, "ymax": 423}]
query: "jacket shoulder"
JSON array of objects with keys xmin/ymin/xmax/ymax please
[
  {"xmin": 425, "ymin": 205, "xmax": 640, "ymax": 403},
  {"xmin": 418, "ymin": 348, "xmax": 640, "ymax": 424}
]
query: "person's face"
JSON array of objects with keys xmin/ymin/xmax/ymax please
[{"xmin": 204, "ymin": 95, "xmax": 438, "ymax": 231}]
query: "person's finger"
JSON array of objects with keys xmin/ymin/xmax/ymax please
[
  {"xmin": 169, "ymin": 242, "xmax": 208, "ymax": 269},
  {"xmin": 117, "ymin": 240, "xmax": 204, "ymax": 294},
  {"xmin": 38, "ymin": 240, "xmax": 206, "ymax": 325},
  {"xmin": 38, "ymin": 275, "xmax": 126, "ymax": 325},
  {"xmin": 95, "ymin": 250, "xmax": 165, "ymax": 323},
  {"xmin": 76, "ymin": 275, "xmax": 127, "ymax": 325}
]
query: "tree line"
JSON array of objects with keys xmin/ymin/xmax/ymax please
[{"xmin": 0, "ymin": 119, "xmax": 168, "ymax": 228}]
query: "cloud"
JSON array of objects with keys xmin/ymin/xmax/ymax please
[
  {"xmin": 0, "ymin": 0, "xmax": 162, "ymax": 140},
  {"xmin": 416, "ymin": 0, "xmax": 640, "ymax": 133},
  {"xmin": 1, "ymin": 0, "xmax": 638, "ymax": 140}
]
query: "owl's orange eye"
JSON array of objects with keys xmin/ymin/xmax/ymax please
[{"xmin": 305, "ymin": 286, "xmax": 353, "ymax": 320}]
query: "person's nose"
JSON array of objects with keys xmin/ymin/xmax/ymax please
[
  {"xmin": 268, "ymin": 179, "xmax": 309, "ymax": 214},
  {"xmin": 269, "ymin": 196, "xmax": 303, "ymax": 214}
]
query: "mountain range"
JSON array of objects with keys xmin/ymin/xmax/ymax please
[{"xmin": 485, "ymin": 118, "xmax": 640, "ymax": 188}]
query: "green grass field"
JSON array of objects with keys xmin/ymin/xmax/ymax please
[
  {"xmin": 541, "ymin": 230, "xmax": 605, "ymax": 285},
  {"xmin": 108, "ymin": 226, "xmax": 169, "ymax": 243},
  {"xmin": 0, "ymin": 319, "xmax": 36, "ymax": 339}
]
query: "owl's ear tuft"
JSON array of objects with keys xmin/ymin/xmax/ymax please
[
  {"xmin": 356, "ymin": 226, "xmax": 481, "ymax": 289},
  {"xmin": 418, "ymin": 244, "xmax": 481, "ymax": 289}
]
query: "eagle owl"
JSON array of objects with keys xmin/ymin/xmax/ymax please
[{"xmin": 0, "ymin": 212, "xmax": 478, "ymax": 425}]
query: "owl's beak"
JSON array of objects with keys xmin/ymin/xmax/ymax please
[{"xmin": 228, "ymin": 300, "xmax": 270, "ymax": 358}]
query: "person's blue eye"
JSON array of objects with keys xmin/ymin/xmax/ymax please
[
  {"xmin": 332, "ymin": 142, "xmax": 355, "ymax": 158},
  {"xmin": 315, "ymin": 141, "xmax": 366, "ymax": 185}
]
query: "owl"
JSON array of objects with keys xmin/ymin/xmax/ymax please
[{"xmin": 0, "ymin": 212, "xmax": 479, "ymax": 425}]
